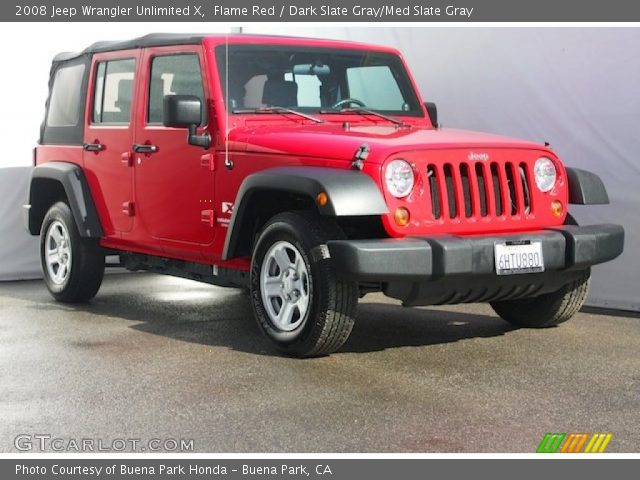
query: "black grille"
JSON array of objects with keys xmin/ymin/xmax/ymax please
[{"xmin": 426, "ymin": 161, "xmax": 532, "ymax": 220}]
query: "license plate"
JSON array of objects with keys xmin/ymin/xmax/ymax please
[{"xmin": 494, "ymin": 241, "xmax": 544, "ymax": 275}]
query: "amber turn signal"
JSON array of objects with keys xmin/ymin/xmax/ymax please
[
  {"xmin": 316, "ymin": 192, "xmax": 328, "ymax": 207},
  {"xmin": 394, "ymin": 207, "xmax": 410, "ymax": 226},
  {"xmin": 551, "ymin": 200, "xmax": 564, "ymax": 218}
]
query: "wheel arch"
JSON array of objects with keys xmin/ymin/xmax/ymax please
[
  {"xmin": 222, "ymin": 166, "xmax": 388, "ymax": 260},
  {"xmin": 25, "ymin": 162, "xmax": 103, "ymax": 238},
  {"xmin": 565, "ymin": 167, "xmax": 610, "ymax": 205}
]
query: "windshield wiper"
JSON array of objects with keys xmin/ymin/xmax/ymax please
[
  {"xmin": 322, "ymin": 107, "xmax": 407, "ymax": 127},
  {"xmin": 232, "ymin": 106, "xmax": 324, "ymax": 123}
]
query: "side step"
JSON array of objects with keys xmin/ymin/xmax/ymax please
[{"xmin": 119, "ymin": 252, "xmax": 249, "ymax": 288}]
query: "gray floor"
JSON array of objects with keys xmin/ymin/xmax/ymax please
[{"xmin": 1, "ymin": 273, "xmax": 638, "ymax": 453}]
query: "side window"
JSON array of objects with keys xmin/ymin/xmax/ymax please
[
  {"xmin": 284, "ymin": 73, "xmax": 321, "ymax": 108},
  {"xmin": 346, "ymin": 66, "xmax": 405, "ymax": 111},
  {"xmin": 236, "ymin": 73, "xmax": 320, "ymax": 109},
  {"xmin": 148, "ymin": 54, "xmax": 204, "ymax": 124},
  {"xmin": 241, "ymin": 74, "xmax": 267, "ymax": 108},
  {"xmin": 92, "ymin": 58, "xmax": 135, "ymax": 124},
  {"xmin": 46, "ymin": 63, "xmax": 86, "ymax": 127}
]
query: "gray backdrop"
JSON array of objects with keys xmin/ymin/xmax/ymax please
[
  {"xmin": 1, "ymin": 27, "xmax": 638, "ymax": 311},
  {"xmin": 0, "ymin": 168, "xmax": 40, "ymax": 281}
]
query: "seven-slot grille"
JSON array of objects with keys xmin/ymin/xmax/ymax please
[{"xmin": 426, "ymin": 161, "xmax": 532, "ymax": 220}]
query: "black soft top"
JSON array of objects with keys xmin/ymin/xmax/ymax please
[{"xmin": 53, "ymin": 33, "xmax": 206, "ymax": 62}]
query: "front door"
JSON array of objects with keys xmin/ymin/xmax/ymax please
[
  {"xmin": 133, "ymin": 46, "xmax": 215, "ymax": 257},
  {"xmin": 83, "ymin": 51, "xmax": 140, "ymax": 234}
]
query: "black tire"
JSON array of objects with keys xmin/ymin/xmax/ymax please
[
  {"xmin": 40, "ymin": 201, "xmax": 105, "ymax": 303},
  {"xmin": 250, "ymin": 211, "xmax": 358, "ymax": 357},
  {"xmin": 490, "ymin": 269, "xmax": 591, "ymax": 328}
]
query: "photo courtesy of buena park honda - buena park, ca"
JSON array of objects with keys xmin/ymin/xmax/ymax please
[{"xmin": 0, "ymin": 0, "xmax": 639, "ymax": 478}]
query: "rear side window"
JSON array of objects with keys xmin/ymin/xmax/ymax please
[
  {"xmin": 92, "ymin": 59, "xmax": 135, "ymax": 124},
  {"xmin": 46, "ymin": 63, "xmax": 86, "ymax": 127},
  {"xmin": 148, "ymin": 54, "xmax": 204, "ymax": 124},
  {"xmin": 42, "ymin": 56, "xmax": 89, "ymax": 145}
]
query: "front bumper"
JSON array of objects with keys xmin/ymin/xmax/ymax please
[{"xmin": 327, "ymin": 224, "xmax": 624, "ymax": 306}]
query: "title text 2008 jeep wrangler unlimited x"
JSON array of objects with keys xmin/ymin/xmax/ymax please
[{"xmin": 26, "ymin": 34, "xmax": 624, "ymax": 356}]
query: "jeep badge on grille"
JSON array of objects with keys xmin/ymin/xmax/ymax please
[{"xmin": 468, "ymin": 152, "xmax": 490, "ymax": 161}]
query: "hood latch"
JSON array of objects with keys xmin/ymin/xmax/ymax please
[{"xmin": 352, "ymin": 143, "xmax": 370, "ymax": 170}]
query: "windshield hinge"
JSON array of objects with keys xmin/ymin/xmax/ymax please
[{"xmin": 352, "ymin": 143, "xmax": 370, "ymax": 170}]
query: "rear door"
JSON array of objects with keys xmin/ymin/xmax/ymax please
[
  {"xmin": 133, "ymin": 46, "xmax": 215, "ymax": 258},
  {"xmin": 83, "ymin": 50, "xmax": 140, "ymax": 234}
]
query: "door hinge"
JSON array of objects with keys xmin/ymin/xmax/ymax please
[
  {"xmin": 200, "ymin": 153, "xmax": 215, "ymax": 171},
  {"xmin": 200, "ymin": 209, "xmax": 215, "ymax": 227},
  {"xmin": 121, "ymin": 151, "xmax": 133, "ymax": 167},
  {"xmin": 122, "ymin": 201, "xmax": 135, "ymax": 217}
]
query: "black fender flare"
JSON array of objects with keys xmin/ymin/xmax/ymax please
[
  {"xmin": 565, "ymin": 167, "xmax": 610, "ymax": 205},
  {"xmin": 25, "ymin": 162, "xmax": 103, "ymax": 237},
  {"xmin": 222, "ymin": 166, "xmax": 388, "ymax": 260}
]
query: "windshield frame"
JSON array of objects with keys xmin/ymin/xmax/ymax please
[{"xmin": 214, "ymin": 44, "xmax": 425, "ymax": 118}]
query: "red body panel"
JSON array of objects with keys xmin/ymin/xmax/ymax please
[
  {"xmin": 127, "ymin": 45, "xmax": 216, "ymax": 262},
  {"xmin": 36, "ymin": 35, "xmax": 568, "ymax": 271},
  {"xmin": 83, "ymin": 49, "xmax": 140, "ymax": 236}
]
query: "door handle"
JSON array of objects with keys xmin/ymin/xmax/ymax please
[
  {"xmin": 83, "ymin": 142, "xmax": 104, "ymax": 152},
  {"xmin": 133, "ymin": 144, "xmax": 158, "ymax": 154}
]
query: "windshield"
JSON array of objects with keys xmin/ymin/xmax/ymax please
[{"xmin": 215, "ymin": 45, "xmax": 423, "ymax": 117}]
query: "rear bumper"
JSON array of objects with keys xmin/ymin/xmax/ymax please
[{"xmin": 327, "ymin": 224, "xmax": 624, "ymax": 306}]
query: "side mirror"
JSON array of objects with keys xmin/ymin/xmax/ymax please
[
  {"xmin": 424, "ymin": 102, "xmax": 439, "ymax": 128},
  {"xmin": 163, "ymin": 95, "xmax": 210, "ymax": 149}
]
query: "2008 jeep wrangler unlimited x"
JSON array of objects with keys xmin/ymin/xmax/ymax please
[{"xmin": 26, "ymin": 34, "xmax": 624, "ymax": 356}]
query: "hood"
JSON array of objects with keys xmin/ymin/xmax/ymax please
[{"xmin": 228, "ymin": 123, "xmax": 548, "ymax": 162}]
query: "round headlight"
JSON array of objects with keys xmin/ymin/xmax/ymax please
[
  {"xmin": 385, "ymin": 159, "xmax": 415, "ymax": 198},
  {"xmin": 534, "ymin": 157, "xmax": 557, "ymax": 192}
]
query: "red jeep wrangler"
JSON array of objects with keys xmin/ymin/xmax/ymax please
[{"xmin": 26, "ymin": 34, "xmax": 624, "ymax": 356}]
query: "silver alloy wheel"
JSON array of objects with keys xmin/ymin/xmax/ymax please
[
  {"xmin": 260, "ymin": 240, "xmax": 310, "ymax": 331},
  {"xmin": 45, "ymin": 220, "xmax": 72, "ymax": 285}
]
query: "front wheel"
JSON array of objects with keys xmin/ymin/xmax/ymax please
[
  {"xmin": 40, "ymin": 201, "xmax": 105, "ymax": 303},
  {"xmin": 490, "ymin": 269, "xmax": 591, "ymax": 328},
  {"xmin": 250, "ymin": 212, "xmax": 358, "ymax": 357}
]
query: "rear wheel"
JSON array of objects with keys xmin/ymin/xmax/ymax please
[
  {"xmin": 40, "ymin": 201, "xmax": 105, "ymax": 303},
  {"xmin": 250, "ymin": 211, "xmax": 358, "ymax": 357}
]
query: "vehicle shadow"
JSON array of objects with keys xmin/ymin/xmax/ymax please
[
  {"xmin": 580, "ymin": 305, "xmax": 640, "ymax": 319},
  {"xmin": 342, "ymin": 302, "xmax": 516, "ymax": 353},
  {"xmin": 110, "ymin": 295, "xmax": 516, "ymax": 355},
  {"xmin": 9, "ymin": 274, "xmax": 517, "ymax": 356}
]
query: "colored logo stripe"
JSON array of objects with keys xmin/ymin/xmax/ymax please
[
  {"xmin": 584, "ymin": 433, "xmax": 613, "ymax": 453},
  {"xmin": 560, "ymin": 433, "xmax": 588, "ymax": 453},
  {"xmin": 537, "ymin": 433, "xmax": 612, "ymax": 453},
  {"xmin": 537, "ymin": 433, "xmax": 566, "ymax": 453}
]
